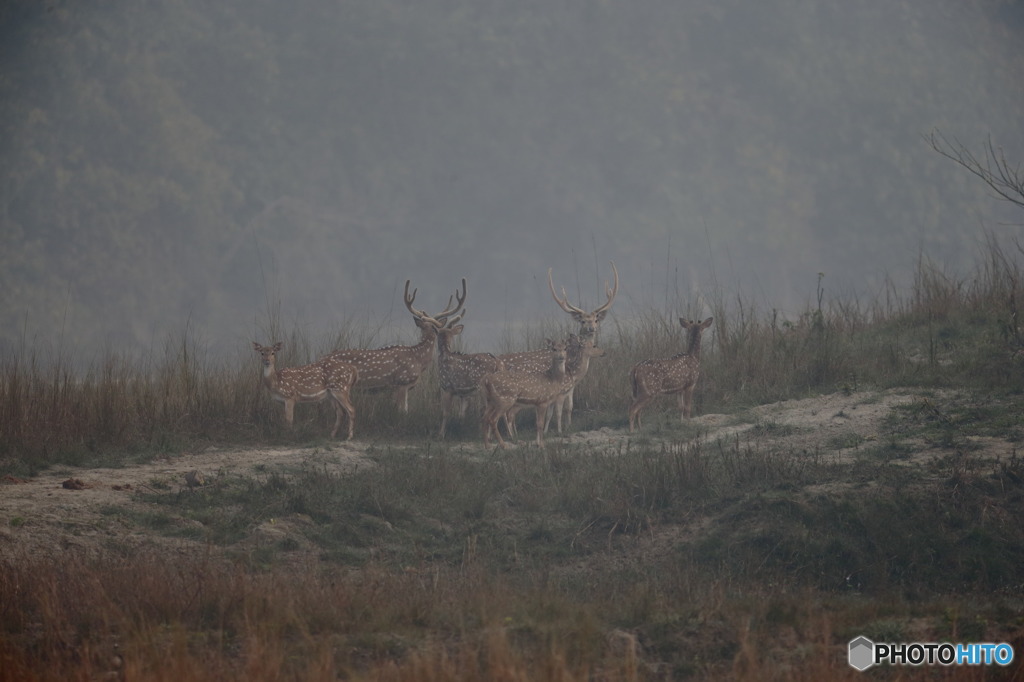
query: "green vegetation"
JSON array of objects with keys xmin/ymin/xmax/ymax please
[
  {"xmin": 2, "ymin": 404, "xmax": 1023, "ymax": 679},
  {"xmin": 4, "ymin": 237, "xmax": 1024, "ymax": 470},
  {"xmin": 2, "ymin": 241, "xmax": 1024, "ymax": 679},
  {"xmin": 4, "ymin": 2, "xmax": 1024, "ymax": 676}
]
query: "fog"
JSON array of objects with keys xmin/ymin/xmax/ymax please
[{"xmin": 1, "ymin": 0, "xmax": 1022, "ymax": 361}]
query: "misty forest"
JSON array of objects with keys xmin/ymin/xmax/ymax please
[
  {"xmin": 2, "ymin": 0, "xmax": 1023, "ymax": 355},
  {"xmin": 4, "ymin": 0, "xmax": 1024, "ymax": 680}
]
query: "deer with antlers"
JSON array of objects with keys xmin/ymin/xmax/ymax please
[
  {"xmin": 548, "ymin": 261, "xmax": 619, "ymax": 340},
  {"xmin": 627, "ymin": 317, "xmax": 713, "ymax": 432},
  {"xmin": 252, "ymin": 342, "xmax": 358, "ymax": 439},
  {"xmin": 498, "ymin": 262, "xmax": 618, "ymax": 436},
  {"xmin": 324, "ymin": 279, "xmax": 465, "ymax": 412},
  {"xmin": 481, "ymin": 338, "xmax": 573, "ymax": 448},
  {"xmin": 435, "ymin": 309, "xmax": 505, "ymax": 438}
]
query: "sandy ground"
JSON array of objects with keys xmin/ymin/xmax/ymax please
[
  {"xmin": 0, "ymin": 443, "xmax": 374, "ymax": 560},
  {"xmin": 0, "ymin": 388, "xmax": 1005, "ymax": 561}
]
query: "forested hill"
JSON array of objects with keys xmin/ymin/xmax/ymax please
[{"xmin": 2, "ymin": 0, "xmax": 1023, "ymax": 358}]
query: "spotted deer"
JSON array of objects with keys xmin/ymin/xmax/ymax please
[
  {"xmin": 435, "ymin": 310, "xmax": 504, "ymax": 438},
  {"xmin": 545, "ymin": 261, "xmax": 617, "ymax": 426},
  {"xmin": 498, "ymin": 262, "xmax": 618, "ymax": 436},
  {"xmin": 499, "ymin": 262, "xmax": 618, "ymax": 374},
  {"xmin": 481, "ymin": 339, "xmax": 572, "ymax": 448},
  {"xmin": 494, "ymin": 343, "xmax": 552, "ymax": 439},
  {"xmin": 627, "ymin": 317, "xmax": 713, "ymax": 432},
  {"xmin": 547, "ymin": 261, "xmax": 618, "ymax": 339},
  {"xmin": 324, "ymin": 279, "xmax": 465, "ymax": 412},
  {"xmin": 550, "ymin": 334, "xmax": 605, "ymax": 433},
  {"xmin": 252, "ymin": 341, "xmax": 358, "ymax": 440},
  {"xmin": 505, "ymin": 334, "xmax": 605, "ymax": 436}
]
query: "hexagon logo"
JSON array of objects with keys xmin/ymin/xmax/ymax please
[{"xmin": 848, "ymin": 636, "xmax": 875, "ymax": 671}]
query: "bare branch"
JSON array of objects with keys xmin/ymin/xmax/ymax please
[{"xmin": 928, "ymin": 130, "xmax": 1024, "ymax": 210}]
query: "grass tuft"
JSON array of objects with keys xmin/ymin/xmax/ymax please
[{"xmin": 5, "ymin": 237, "xmax": 1024, "ymax": 678}]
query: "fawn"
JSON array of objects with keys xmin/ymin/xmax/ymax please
[{"xmin": 481, "ymin": 339, "xmax": 571, "ymax": 448}]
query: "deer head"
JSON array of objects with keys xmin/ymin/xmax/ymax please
[
  {"xmin": 548, "ymin": 262, "xmax": 618, "ymax": 339},
  {"xmin": 252, "ymin": 341, "xmax": 283, "ymax": 371}
]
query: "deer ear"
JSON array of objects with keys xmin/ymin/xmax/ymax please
[
  {"xmin": 273, "ymin": 342, "xmax": 283, "ymax": 351},
  {"xmin": 595, "ymin": 310, "xmax": 609, "ymax": 322},
  {"xmin": 252, "ymin": 342, "xmax": 260, "ymax": 350},
  {"xmin": 452, "ymin": 325, "xmax": 464, "ymax": 335},
  {"xmin": 701, "ymin": 317, "xmax": 714, "ymax": 328}
]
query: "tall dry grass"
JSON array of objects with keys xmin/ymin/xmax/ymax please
[
  {"xmin": 573, "ymin": 237, "xmax": 1024, "ymax": 427},
  {"xmin": 2, "ymin": 237, "xmax": 1024, "ymax": 465},
  {"xmin": 1, "ymin": 537, "xmax": 1011, "ymax": 680},
  {"xmin": 4, "ymin": 228, "xmax": 1024, "ymax": 679}
]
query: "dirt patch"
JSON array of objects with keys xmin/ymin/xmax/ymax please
[
  {"xmin": 0, "ymin": 389, "xmax": 1010, "ymax": 563},
  {"xmin": 702, "ymin": 389, "xmax": 924, "ymax": 463},
  {"xmin": 566, "ymin": 389, "xmax": 922, "ymax": 455},
  {"xmin": 0, "ymin": 443, "xmax": 371, "ymax": 561}
]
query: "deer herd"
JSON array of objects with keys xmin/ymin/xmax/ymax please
[{"xmin": 254, "ymin": 263, "xmax": 714, "ymax": 447}]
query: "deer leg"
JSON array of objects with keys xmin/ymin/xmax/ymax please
[
  {"xmin": 543, "ymin": 399, "xmax": 560, "ymax": 434},
  {"xmin": 344, "ymin": 395, "xmax": 356, "ymax": 438},
  {"xmin": 329, "ymin": 395, "xmax": 343, "ymax": 439},
  {"xmin": 502, "ymin": 407, "xmax": 519, "ymax": 441},
  {"xmin": 284, "ymin": 399, "xmax": 296, "ymax": 429},
  {"xmin": 627, "ymin": 399, "xmax": 640, "ymax": 432},
  {"xmin": 481, "ymin": 381, "xmax": 504, "ymax": 448},
  {"xmin": 564, "ymin": 388, "xmax": 574, "ymax": 430},
  {"xmin": 345, "ymin": 397, "xmax": 356, "ymax": 440},
  {"xmin": 494, "ymin": 416, "xmax": 509, "ymax": 448},
  {"xmin": 395, "ymin": 386, "xmax": 410, "ymax": 413},
  {"xmin": 439, "ymin": 391, "xmax": 455, "ymax": 439},
  {"xmin": 682, "ymin": 386, "xmax": 695, "ymax": 419},
  {"xmin": 482, "ymin": 406, "xmax": 507, "ymax": 449},
  {"xmin": 331, "ymin": 389, "xmax": 356, "ymax": 440},
  {"xmin": 534, "ymin": 403, "xmax": 548, "ymax": 447},
  {"xmin": 628, "ymin": 395, "xmax": 653, "ymax": 433},
  {"xmin": 555, "ymin": 396, "xmax": 565, "ymax": 434}
]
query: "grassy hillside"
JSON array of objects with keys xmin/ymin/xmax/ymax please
[
  {"xmin": 1, "ymin": 240, "xmax": 1024, "ymax": 679},
  {"xmin": 3, "ymin": 238, "xmax": 1023, "ymax": 470}
]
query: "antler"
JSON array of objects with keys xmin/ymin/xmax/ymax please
[
  {"xmin": 548, "ymin": 262, "xmax": 618, "ymax": 316},
  {"xmin": 437, "ymin": 278, "xmax": 467, "ymax": 320},
  {"xmin": 445, "ymin": 309, "xmax": 465, "ymax": 328},
  {"xmin": 404, "ymin": 278, "xmax": 468, "ymax": 322},
  {"xmin": 548, "ymin": 268, "xmax": 585, "ymax": 315},
  {"xmin": 404, "ymin": 280, "xmax": 428, "ymax": 319},
  {"xmin": 594, "ymin": 261, "xmax": 618, "ymax": 315}
]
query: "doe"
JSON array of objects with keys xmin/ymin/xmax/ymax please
[
  {"xmin": 253, "ymin": 341, "xmax": 358, "ymax": 440},
  {"xmin": 627, "ymin": 317, "xmax": 713, "ymax": 432}
]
